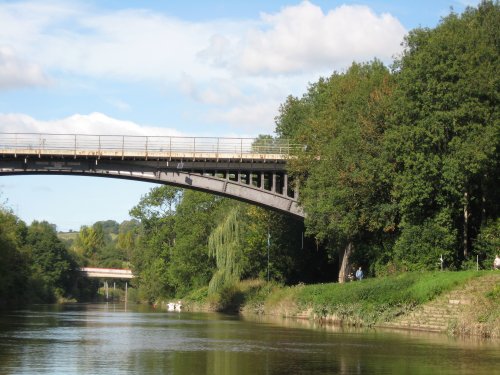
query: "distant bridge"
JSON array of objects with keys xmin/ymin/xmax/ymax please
[
  {"xmin": 79, "ymin": 267, "xmax": 134, "ymax": 279},
  {"xmin": 0, "ymin": 132, "xmax": 304, "ymax": 217}
]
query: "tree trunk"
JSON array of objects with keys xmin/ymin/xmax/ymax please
[
  {"xmin": 463, "ymin": 191, "xmax": 469, "ymax": 259},
  {"xmin": 338, "ymin": 241, "xmax": 353, "ymax": 283},
  {"xmin": 481, "ymin": 175, "xmax": 486, "ymax": 226}
]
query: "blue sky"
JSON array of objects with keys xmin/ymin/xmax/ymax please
[{"xmin": 0, "ymin": 0, "xmax": 480, "ymax": 231}]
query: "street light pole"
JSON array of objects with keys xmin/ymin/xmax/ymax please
[{"xmin": 267, "ymin": 228, "xmax": 270, "ymax": 283}]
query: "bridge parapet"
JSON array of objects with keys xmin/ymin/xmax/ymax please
[
  {"xmin": 80, "ymin": 267, "xmax": 134, "ymax": 279},
  {"xmin": 0, "ymin": 132, "xmax": 300, "ymax": 161}
]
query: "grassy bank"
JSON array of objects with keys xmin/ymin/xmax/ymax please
[{"xmin": 182, "ymin": 271, "xmax": 499, "ymax": 336}]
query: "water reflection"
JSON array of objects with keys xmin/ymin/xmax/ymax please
[{"xmin": 0, "ymin": 304, "xmax": 498, "ymax": 374}]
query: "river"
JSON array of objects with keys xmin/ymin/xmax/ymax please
[{"xmin": 0, "ymin": 303, "xmax": 498, "ymax": 374}]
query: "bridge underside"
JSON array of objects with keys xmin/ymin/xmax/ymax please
[{"xmin": 0, "ymin": 155, "xmax": 304, "ymax": 218}]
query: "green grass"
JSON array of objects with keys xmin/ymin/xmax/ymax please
[
  {"xmin": 184, "ymin": 286, "xmax": 209, "ymax": 304},
  {"xmin": 254, "ymin": 271, "xmax": 483, "ymax": 326},
  {"xmin": 181, "ymin": 271, "xmax": 487, "ymax": 327}
]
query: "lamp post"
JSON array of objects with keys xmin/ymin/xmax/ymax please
[{"xmin": 267, "ymin": 229, "xmax": 270, "ymax": 283}]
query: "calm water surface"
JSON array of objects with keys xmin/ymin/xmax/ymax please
[{"xmin": 0, "ymin": 303, "xmax": 498, "ymax": 374}]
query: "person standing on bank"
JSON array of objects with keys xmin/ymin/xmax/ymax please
[
  {"xmin": 355, "ymin": 267, "xmax": 364, "ymax": 280},
  {"xmin": 494, "ymin": 255, "xmax": 500, "ymax": 270}
]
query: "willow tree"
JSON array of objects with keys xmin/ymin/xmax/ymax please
[{"xmin": 208, "ymin": 206, "xmax": 244, "ymax": 294}]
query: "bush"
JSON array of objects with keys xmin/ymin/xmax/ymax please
[
  {"xmin": 393, "ymin": 214, "xmax": 457, "ymax": 270},
  {"xmin": 473, "ymin": 219, "xmax": 500, "ymax": 268}
]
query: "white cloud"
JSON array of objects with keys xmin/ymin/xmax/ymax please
[
  {"xmin": 0, "ymin": 1, "xmax": 407, "ymax": 133},
  {"xmin": 179, "ymin": 73, "xmax": 243, "ymax": 105},
  {"xmin": 1, "ymin": 3, "xmax": 230, "ymax": 82},
  {"xmin": 206, "ymin": 101, "xmax": 281, "ymax": 134},
  {"xmin": 202, "ymin": 1, "xmax": 406, "ymax": 75},
  {"xmin": 0, "ymin": 112, "xmax": 184, "ymax": 136},
  {"xmin": 1, "ymin": 1, "xmax": 406, "ymax": 80},
  {"xmin": 0, "ymin": 46, "xmax": 49, "ymax": 89}
]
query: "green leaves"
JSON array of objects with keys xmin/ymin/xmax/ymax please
[
  {"xmin": 390, "ymin": 0, "xmax": 499, "ymax": 262},
  {"xmin": 0, "ymin": 208, "xmax": 30, "ymax": 304},
  {"xmin": 25, "ymin": 221, "xmax": 77, "ymax": 299},
  {"xmin": 208, "ymin": 206, "xmax": 243, "ymax": 294},
  {"xmin": 279, "ymin": 61, "xmax": 396, "ymax": 253},
  {"xmin": 130, "ymin": 186, "xmax": 182, "ymax": 227}
]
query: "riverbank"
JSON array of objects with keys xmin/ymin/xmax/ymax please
[{"xmin": 181, "ymin": 271, "xmax": 500, "ymax": 338}]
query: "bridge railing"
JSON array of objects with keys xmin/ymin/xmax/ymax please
[{"xmin": 0, "ymin": 132, "xmax": 302, "ymax": 158}]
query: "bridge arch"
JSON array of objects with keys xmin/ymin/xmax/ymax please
[{"xmin": 0, "ymin": 133, "xmax": 304, "ymax": 218}]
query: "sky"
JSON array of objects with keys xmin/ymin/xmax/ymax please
[{"xmin": 0, "ymin": 0, "xmax": 480, "ymax": 231}]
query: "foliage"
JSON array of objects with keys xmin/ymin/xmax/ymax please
[
  {"xmin": 93, "ymin": 220, "xmax": 120, "ymax": 235},
  {"xmin": 166, "ymin": 190, "xmax": 221, "ymax": 296},
  {"xmin": 393, "ymin": 212, "xmax": 458, "ymax": 270},
  {"xmin": 124, "ymin": 180, "xmax": 332, "ymax": 302},
  {"xmin": 0, "ymin": 207, "xmax": 30, "ymax": 305},
  {"xmin": 129, "ymin": 185, "xmax": 180, "ymax": 227},
  {"xmin": 196, "ymin": 279, "xmax": 267, "ymax": 312},
  {"xmin": 276, "ymin": 60, "xmax": 397, "ymax": 276},
  {"xmin": 208, "ymin": 206, "xmax": 243, "ymax": 294},
  {"xmin": 388, "ymin": 1, "xmax": 499, "ymax": 263},
  {"xmin": 25, "ymin": 221, "xmax": 78, "ymax": 300},
  {"xmin": 0, "ymin": 206, "xmax": 79, "ymax": 305},
  {"xmin": 274, "ymin": 1, "xmax": 499, "ymax": 274},
  {"xmin": 242, "ymin": 206, "xmax": 332, "ymax": 284},
  {"xmin": 72, "ymin": 224, "xmax": 105, "ymax": 264},
  {"xmin": 129, "ymin": 186, "xmax": 182, "ymax": 302},
  {"xmin": 251, "ymin": 134, "xmax": 293, "ymax": 154},
  {"xmin": 208, "ymin": 200, "xmax": 333, "ymax": 295},
  {"xmin": 65, "ymin": 218, "xmax": 139, "ymax": 274},
  {"xmin": 473, "ymin": 218, "xmax": 500, "ymax": 267}
]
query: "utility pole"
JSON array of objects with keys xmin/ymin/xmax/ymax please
[{"xmin": 267, "ymin": 229, "xmax": 270, "ymax": 283}]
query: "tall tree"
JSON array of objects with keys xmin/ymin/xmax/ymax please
[
  {"xmin": 25, "ymin": 221, "xmax": 78, "ymax": 301},
  {"xmin": 0, "ymin": 207, "xmax": 29, "ymax": 305},
  {"xmin": 129, "ymin": 186, "xmax": 182, "ymax": 301},
  {"xmin": 388, "ymin": 1, "xmax": 499, "ymax": 267},
  {"xmin": 276, "ymin": 60, "xmax": 397, "ymax": 281},
  {"xmin": 168, "ymin": 190, "xmax": 221, "ymax": 296}
]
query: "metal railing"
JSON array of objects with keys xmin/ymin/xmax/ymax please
[{"xmin": 0, "ymin": 132, "xmax": 301, "ymax": 158}]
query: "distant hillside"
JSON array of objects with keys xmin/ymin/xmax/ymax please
[{"xmin": 58, "ymin": 231, "xmax": 78, "ymax": 242}]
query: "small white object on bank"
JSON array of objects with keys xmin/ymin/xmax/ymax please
[{"xmin": 167, "ymin": 301, "xmax": 182, "ymax": 311}]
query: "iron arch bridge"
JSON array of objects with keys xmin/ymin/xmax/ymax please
[{"xmin": 0, "ymin": 133, "xmax": 304, "ymax": 218}]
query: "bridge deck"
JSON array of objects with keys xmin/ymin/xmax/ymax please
[
  {"xmin": 0, "ymin": 148, "xmax": 290, "ymax": 161},
  {"xmin": 0, "ymin": 132, "xmax": 305, "ymax": 218},
  {"xmin": 79, "ymin": 267, "xmax": 134, "ymax": 279}
]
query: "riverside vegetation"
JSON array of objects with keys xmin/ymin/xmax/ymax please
[
  {"xmin": 181, "ymin": 271, "xmax": 500, "ymax": 338},
  {"xmin": 0, "ymin": 2, "xmax": 498, "ymax": 337}
]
